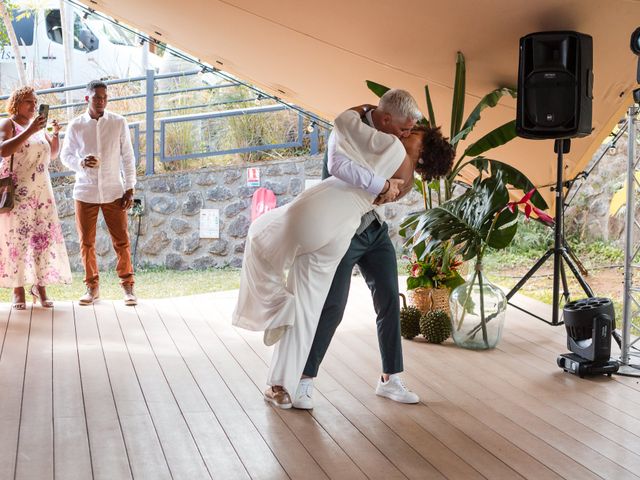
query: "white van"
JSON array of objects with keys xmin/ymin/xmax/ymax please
[{"xmin": 0, "ymin": 2, "xmax": 158, "ymax": 92}]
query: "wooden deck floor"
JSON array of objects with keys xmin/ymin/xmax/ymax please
[{"xmin": 1, "ymin": 277, "xmax": 640, "ymax": 480}]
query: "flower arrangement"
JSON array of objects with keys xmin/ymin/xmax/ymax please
[
  {"xmin": 404, "ymin": 240, "xmax": 465, "ymax": 292},
  {"xmin": 402, "ymin": 170, "xmax": 553, "ymax": 348}
]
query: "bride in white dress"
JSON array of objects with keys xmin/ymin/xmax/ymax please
[{"xmin": 232, "ymin": 106, "xmax": 449, "ymax": 402}]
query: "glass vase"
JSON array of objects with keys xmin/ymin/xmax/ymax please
[{"xmin": 448, "ymin": 268, "xmax": 507, "ymax": 350}]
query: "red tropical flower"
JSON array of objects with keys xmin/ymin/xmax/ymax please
[{"xmin": 506, "ymin": 189, "xmax": 554, "ymax": 225}]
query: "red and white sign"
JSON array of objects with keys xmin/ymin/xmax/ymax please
[{"xmin": 246, "ymin": 167, "xmax": 261, "ymax": 187}]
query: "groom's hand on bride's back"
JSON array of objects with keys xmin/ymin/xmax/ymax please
[
  {"xmin": 349, "ymin": 104, "xmax": 377, "ymax": 117},
  {"xmin": 374, "ymin": 178, "xmax": 404, "ymax": 205}
]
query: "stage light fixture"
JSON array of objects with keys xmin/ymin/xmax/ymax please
[{"xmin": 557, "ymin": 297, "xmax": 619, "ymax": 377}]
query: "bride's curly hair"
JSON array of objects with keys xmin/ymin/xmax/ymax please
[{"xmin": 413, "ymin": 125, "xmax": 455, "ymax": 181}]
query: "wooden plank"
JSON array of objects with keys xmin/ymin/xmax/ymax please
[
  {"xmin": 341, "ymin": 327, "xmax": 600, "ymax": 480},
  {"xmin": 486, "ymin": 332, "xmax": 640, "ymax": 447},
  {"xmin": 0, "ymin": 307, "xmax": 32, "ymax": 480},
  {"xmin": 158, "ymin": 298, "xmax": 291, "ymax": 480},
  {"xmin": 328, "ymin": 332, "xmax": 560, "ymax": 480},
  {"xmin": 131, "ymin": 300, "xmax": 249, "ymax": 480},
  {"xmin": 319, "ymin": 353, "xmax": 494, "ymax": 480},
  {"xmin": 424, "ymin": 335, "xmax": 640, "ymax": 478},
  {"xmin": 173, "ymin": 295, "xmax": 333, "ymax": 480},
  {"xmin": 213, "ymin": 296, "xmax": 440, "ymax": 480},
  {"xmin": 15, "ymin": 305, "xmax": 54, "ymax": 480},
  {"xmin": 112, "ymin": 300, "xmax": 213, "ymax": 479},
  {"xmin": 74, "ymin": 302, "xmax": 132, "ymax": 480},
  {"xmin": 321, "ymin": 340, "xmax": 533, "ymax": 480},
  {"xmin": 506, "ymin": 321, "xmax": 640, "ymax": 407},
  {"xmin": 231, "ymin": 327, "xmax": 410, "ymax": 480},
  {"xmin": 52, "ymin": 301, "xmax": 92, "ymax": 480},
  {"xmin": 498, "ymin": 329, "xmax": 640, "ymax": 419},
  {"xmin": 92, "ymin": 301, "xmax": 171, "ymax": 480}
]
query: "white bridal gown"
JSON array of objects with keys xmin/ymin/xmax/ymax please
[{"xmin": 232, "ymin": 109, "xmax": 405, "ymax": 396}]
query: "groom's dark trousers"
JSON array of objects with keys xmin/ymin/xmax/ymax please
[{"xmin": 302, "ymin": 150, "xmax": 403, "ymax": 377}]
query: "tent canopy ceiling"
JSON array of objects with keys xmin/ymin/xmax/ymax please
[{"xmin": 83, "ymin": 0, "xmax": 640, "ymax": 205}]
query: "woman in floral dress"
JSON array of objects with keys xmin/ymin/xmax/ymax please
[{"xmin": 0, "ymin": 86, "xmax": 71, "ymax": 309}]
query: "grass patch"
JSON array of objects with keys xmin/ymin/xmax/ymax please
[{"xmin": 0, "ymin": 267, "xmax": 242, "ymax": 303}]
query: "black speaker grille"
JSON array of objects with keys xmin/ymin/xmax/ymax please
[{"xmin": 516, "ymin": 31, "xmax": 593, "ymax": 139}]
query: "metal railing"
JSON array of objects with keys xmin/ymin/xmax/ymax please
[{"xmin": 1, "ymin": 69, "xmax": 328, "ymax": 177}]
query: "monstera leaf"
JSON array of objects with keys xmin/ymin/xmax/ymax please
[
  {"xmin": 466, "ymin": 157, "xmax": 548, "ymax": 210},
  {"xmin": 401, "ymin": 172, "xmax": 519, "ymax": 261}
]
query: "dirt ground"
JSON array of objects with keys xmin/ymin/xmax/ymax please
[{"xmin": 490, "ymin": 263, "xmax": 625, "ymax": 310}]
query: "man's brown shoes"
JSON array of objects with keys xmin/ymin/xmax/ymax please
[
  {"xmin": 79, "ymin": 286, "xmax": 100, "ymax": 305},
  {"xmin": 123, "ymin": 284, "xmax": 137, "ymax": 306}
]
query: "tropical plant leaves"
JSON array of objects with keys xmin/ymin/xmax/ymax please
[
  {"xmin": 366, "ymin": 80, "xmax": 390, "ymax": 98},
  {"xmin": 486, "ymin": 208, "xmax": 518, "ymax": 249},
  {"xmin": 424, "ymin": 84, "xmax": 436, "ymax": 128},
  {"xmin": 468, "ymin": 157, "xmax": 548, "ymax": 210},
  {"xmin": 461, "ymin": 120, "xmax": 517, "ymax": 158},
  {"xmin": 400, "ymin": 172, "xmax": 518, "ymax": 261},
  {"xmin": 450, "ymin": 52, "xmax": 466, "ymax": 140},
  {"xmin": 407, "ymin": 276, "xmax": 434, "ymax": 290},
  {"xmin": 451, "ymin": 87, "xmax": 517, "ymax": 146}
]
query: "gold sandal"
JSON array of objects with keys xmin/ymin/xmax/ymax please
[
  {"xmin": 12, "ymin": 288, "xmax": 26, "ymax": 310},
  {"xmin": 31, "ymin": 285, "xmax": 53, "ymax": 308}
]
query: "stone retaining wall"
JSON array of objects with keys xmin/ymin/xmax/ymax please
[{"xmin": 54, "ymin": 155, "xmax": 424, "ymax": 271}]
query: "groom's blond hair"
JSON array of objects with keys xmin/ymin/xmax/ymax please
[{"xmin": 378, "ymin": 89, "xmax": 422, "ymax": 122}]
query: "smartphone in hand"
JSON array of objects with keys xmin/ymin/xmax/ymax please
[{"xmin": 38, "ymin": 104, "xmax": 49, "ymax": 124}]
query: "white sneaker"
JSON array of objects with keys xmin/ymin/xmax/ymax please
[
  {"xmin": 292, "ymin": 378, "xmax": 314, "ymax": 409},
  {"xmin": 375, "ymin": 374, "xmax": 420, "ymax": 404}
]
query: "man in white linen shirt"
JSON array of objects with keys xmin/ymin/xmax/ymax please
[{"xmin": 61, "ymin": 80, "xmax": 137, "ymax": 306}]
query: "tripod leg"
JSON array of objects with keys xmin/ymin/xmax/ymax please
[
  {"xmin": 563, "ymin": 238, "xmax": 589, "ymax": 277},
  {"xmin": 506, "ymin": 249, "xmax": 554, "ymax": 300},
  {"xmin": 559, "ymin": 259, "xmax": 571, "ymax": 303},
  {"xmin": 560, "ymin": 248, "xmax": 595, "ymax": 297},
  {"xmin": 552, "ymin": 243, "xmax": 562, "ymax": 325}
]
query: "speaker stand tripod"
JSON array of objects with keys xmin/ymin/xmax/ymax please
[{"xmin": 506, "ymin": 138, "xmax": 594, "ymax": 325}]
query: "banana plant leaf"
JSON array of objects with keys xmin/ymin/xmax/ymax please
[
  {"xmin": 366, "ymin": 80, "xmax": 390, "ymax": 98},
  {"xmin": 423, "ymin": 84, "xmax": 437, "ymax": 128},
  {"xmin": 451, "ymin": 87, "xmax": 517, "ymax": 146},
  {"xmin": 467, "ymin": 157, "xmax": 548, "ymax": 210},
  {"xmin": 450, "ymin": 52, "xmax": 466, "ymax": 141},
  {"xmin": 461, "ymin": 120, "xmax": 517, "ymax": 158}
]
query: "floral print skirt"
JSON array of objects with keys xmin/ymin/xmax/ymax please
[
  {"xmin": 0, "ymin": 127, "xmax": 72, "ymax": 288},
  {"xmin": 0, "ymin": 184, "xmax": 72, "ymax": 288}
]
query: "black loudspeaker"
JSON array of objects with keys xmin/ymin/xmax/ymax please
[{"xmin": 516, "ymin": 31, "xmax": 593, "ymax": 139}]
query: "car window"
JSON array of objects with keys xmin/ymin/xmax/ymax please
[
  {"xmin": 74, "ymin": 14, "xmax": 99, "ymax": 52},
  {"xmin": 11, "ymin": 10, "xmax": 35, "ymax": 46},
  {"xmin": 45, "ymin": 10, "xmax": 99, "ymax": 52},
  {"xmin": 85, "ymin": 17, "xmax": 135, "ymax": 46},
  {"xmin": 45, "ymin": 9, "xmax": 63, "ymax": 44}
]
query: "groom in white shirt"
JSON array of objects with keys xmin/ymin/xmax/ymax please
[{"xmin": 61, "ymin": 80, "xmax": 137, "ymax": 306}]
